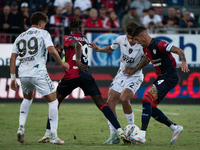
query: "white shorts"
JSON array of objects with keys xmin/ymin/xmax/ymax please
[
  {"xmin": 110, "ymin": 75, "xmax": 143, "ymax": 95},
  {"xmin": 20, "ymin": 73, "xmax": 56, "ymax": 96}
]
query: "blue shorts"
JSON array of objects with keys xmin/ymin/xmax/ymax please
[
  {"xmin": 153, "ymin": 70, "xmax": 179, "ymax": 103},
  {"xmin": 57, "ymin": 75, "xmax": 101, "ymax": 97}
]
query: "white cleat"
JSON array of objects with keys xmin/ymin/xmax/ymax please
[
  {"xmin": 38, "ymin": 135, "xmax": 52, "ymax": 143},
  {"xmin": 50, "ymin": 137, "xmax": 65, "ymax": 145},
  {"xmin": 103, "ymin": 134, "xmax": 120, "ymax": 144},
  {"xmin": 170, "ymin": 125, "xmax": 183, "ymax": 144},
  {"xmin": 118, "ymin": 131, "xmax": 133, "ymax": 144},
  {"xmin": 118, "ymin": 131, "xmax": 127, "ymax": 142},
  {"xmin": 128, "ymin": 133, "xmax": 146, "ymax": 144}
]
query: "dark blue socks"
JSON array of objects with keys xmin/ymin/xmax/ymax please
[{"xmin": 141, "ymin": 102, "xmax": 152, "ymax": 131}]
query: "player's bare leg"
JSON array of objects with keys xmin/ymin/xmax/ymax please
[
  {"xmin": 107, "ymin": 89, "xmax": 121, "ymax": 117},
  {"xmin": 103, "ymin": 89, "xmax": 121, "ymax": 144},
  {"xmin": 119, "ymin": 88, "xmax": 134, "ymax": 144},
  {"xmin": 120, "ymin": 88, "xmax": 134, "ymax": 124},
  {"xmin": 17, "ymin": 92, "xmax": 33, "ymax": 143}
]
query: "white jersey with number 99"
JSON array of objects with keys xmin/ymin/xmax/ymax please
[{"xmin": 12, "ymin": 27, "xmax": 54, "ymax": 77}]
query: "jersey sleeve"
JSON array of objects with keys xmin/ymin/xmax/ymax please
[
  {"xmin": 44, "ymin": 31, "xmax": 54, "ymax": 48},
  {"xmin": 63, "ymin": 35, "xmax": 75, "ymax": 48},
  {"xmin": 12, "ymin": 38, "xmax": 19, "ymax": 54},
  {"xmin": 110, "ymin": 37, "xmax": 121, "ymax": 50},
  {"xmin": 158, "ymin": 40, "xmax": 174, "ymax": 52}
]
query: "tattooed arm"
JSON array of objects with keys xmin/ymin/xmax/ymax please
[
  {"xmin": 123, "ymin": 56, "xmax": 150, "ymax": 77},
  {"xmin": 170, "ymin": 46, "xmax": 190, "ymax": 72}
]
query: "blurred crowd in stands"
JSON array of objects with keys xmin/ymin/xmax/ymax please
[{"xmin": 0, "ymin": 0, "xmax": 200, "ymax": 44}]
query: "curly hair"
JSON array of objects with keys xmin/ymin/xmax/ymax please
[
  {"xmin": 69, "ymin": 17, "xmax": 82, "ymax": 30},
  {"xmin": 125, "ymin": 21, "xmax": 139, "ymax": 35}
]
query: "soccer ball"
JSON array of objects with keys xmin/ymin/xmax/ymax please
[{"xmin": 124, "ymin": 124, "xmax": 140, "ymax": 138}]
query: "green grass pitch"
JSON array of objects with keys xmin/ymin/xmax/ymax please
[{"xmin": 0, "ymin": 103, "xmax": 200, "ymax": 150}]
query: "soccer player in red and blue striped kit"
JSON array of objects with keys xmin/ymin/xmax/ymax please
[
  {"xmin": 38, "ymin": 17, "xmax": 126, "ymax": 143},
  {"xmin": 123, "ymin": 26, "xmax": 190, "ymax": 144}
]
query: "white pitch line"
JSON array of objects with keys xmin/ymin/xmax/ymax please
[
  {"xmin": 116, "ymin": 106, "xmax": 179, "ymax": 116},
  {"xmin": 69, "ymin": 145, "xmax": 130, "ymax": 148}
]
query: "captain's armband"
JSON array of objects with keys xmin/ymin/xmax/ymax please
[{"xmin": 166, "ymin": 44, "xmax": 175, "ymax": 52}]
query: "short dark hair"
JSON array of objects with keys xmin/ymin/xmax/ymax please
[
  {"xmin": 74, "ymin": 7, "xmax": 80, "ymax": 10},
  {"xmin": 30, "ymin": 12, "xmax": 49, "ymax": 25},
  {"xmin": 148, "ymin": 7, "xmax": 155, "ymax": 11},
  {"xmin": 131, "ymin": 26, "xmax": 147, "ymax": 37},
  {"xmin": 125, "ymin": 21, "xmax": 139, "ymax": 35},
  {"xmin": 69, "ymin": 17, "xmax": 82, "ymax": 30},
  {"xmin": 143, "ymin": 9, "xmax": 148, "ymax": 13}
]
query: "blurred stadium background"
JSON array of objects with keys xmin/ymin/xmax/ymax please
[{"xmin": 0, "ymin": 0, "xmax": 200, "ymax": 103}]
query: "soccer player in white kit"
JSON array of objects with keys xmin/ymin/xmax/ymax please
[
  {"xmin": 10, "ymin": 12, "xmax": 69, "ymax": 144},
  {"xmin": 89, "ymin": 21, "xmax": 145, "ymax": 144}
]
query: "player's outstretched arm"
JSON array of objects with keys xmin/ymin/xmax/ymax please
[
  {"xmin": 170, "ymin": 46, "xmax": 190, "ymax": 73},
  {"xmin": 123, "ymin": 56, "xmax": 150, "ymax": 77},
  {"xmin": 47, "ymin": 46, "xmax": 70, "ymax": 70},
  {"xmin": 71, "ymin": 40, "xmax": 88, "ymax": 73},
  {"xmin": 89, "ymin": 42, "xmax": 114, "ymax": 53},
  {"xmin": 10, "ymin": 53, "xmax": 18, "ymax": 91}
]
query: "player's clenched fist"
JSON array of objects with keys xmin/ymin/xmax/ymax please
[
  {"xmin": 61, "ymin": 62, "xmax": 70, "ymax": 71},
  {"xmin": 10, "ymin": 80, "xmax": 18, "ymax": 91}
]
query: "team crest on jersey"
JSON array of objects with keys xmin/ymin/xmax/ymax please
[
  {"xmin": 153, "ymin": 49, "xmax": 156, "ymax": 54},
  {"xmin": 124, "ymin": 44, "xmax": 127, "ymax": 47},
  {"xmin": 129, "ymin": 48, "xmax": 133, "ymax": 54}
]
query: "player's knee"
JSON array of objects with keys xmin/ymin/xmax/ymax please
[
  {"xmin": 107, "ymin": 96, "xmax": 115, "ymax": 103},
  {"xmin": 106, "ymin": 100, "xmax": 111, "ymax": 107},
  {"xmin": 120, "ymin": 94, "xmax": 130, "ymax": 102},
  {"xmin": 106, "ymin": 99, "xmax": 116, "ymax": 109},
  {"xmin": 107, "ymin": 95, "xmax": 119, "ymax": 105},
  {"xmin": 120, "ymin": 98, "xmax": 130, "ymax": 106},
  {"xmin": 142, "ymin": 92, "xmax": 154, "ymax": 103},
  {"xmin": 142, "ymin": 92, "xmax": 158, "ymax": 108}
]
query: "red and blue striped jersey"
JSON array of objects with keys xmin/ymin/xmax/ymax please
[{"xmin": 143, "ymin": 38, "xmax": 176, "ymax": 76}]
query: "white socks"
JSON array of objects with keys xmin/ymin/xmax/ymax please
[
  {"xmin": 19, "ymin": 98, "xmax": 33, "ymax": 130},
  {"xmin": 170, "ymin": 124, "xmax": 178, "ymax": 131},
  {"xmin": 108, "ymin": 120, "xmax": 117, "ymax": 135},
  {"xmin": 139, "ymin": 130, "xmax": 146, "ymax": 137},
  {"xmin": 116, "ymin": 128, "xmax": 124, "ymax": 133},
  {"xmin": 48, "ymin": 99, "xmax": 58, "ymax": 138},
  {"xmin": 107, "ymin": 112, "xmax": 134, "ymax": 136},
  {"xmin": 125, "ymin": 112, "xmax": 134, "ymax": 125},
  {"xmin": 108, "ymin": 120, "xmax": 124, "ymax": 135},
  {"xmin": 45, "ymin": 129, "xmax": 51, "ymax": 136}
]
